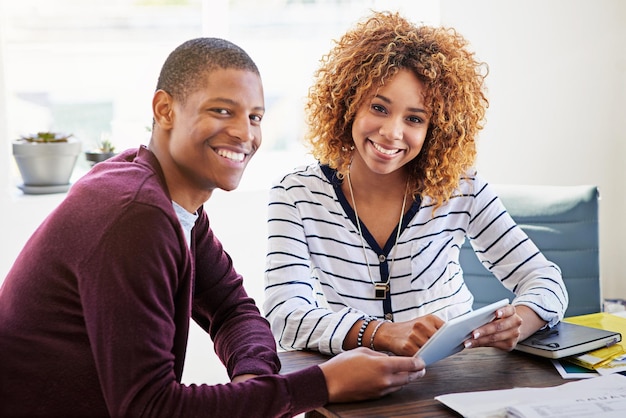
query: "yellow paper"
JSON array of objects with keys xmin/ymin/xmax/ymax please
[{"xmin": 565, "ymin": 344, "xmax": 624, "ymax": 370}]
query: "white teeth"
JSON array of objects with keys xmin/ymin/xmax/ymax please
[
  {"xmin": 372, "ymin": 142, "xmax": 400, "ymax": 155},
  {"xmin": 216, "ymin": 149, "xmax": 245, "ymax": 162}
]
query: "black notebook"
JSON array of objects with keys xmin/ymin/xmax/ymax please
[{"xmin": 515, "ymin": 321, "xmax": 622, "ymax": 359}]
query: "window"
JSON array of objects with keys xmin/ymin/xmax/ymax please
[{"xmin": 1, "ymin": 0, "xmax": 438, "ymax": 190}]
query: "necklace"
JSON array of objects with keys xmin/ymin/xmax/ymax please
[{"xmin": 346, "ymin": 171, "xmax": 408, "ymax": 300}]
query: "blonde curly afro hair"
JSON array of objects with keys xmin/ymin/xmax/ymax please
[{"xmin": 305, "ymin": 11, "xmax": 489, "ymax": 208}]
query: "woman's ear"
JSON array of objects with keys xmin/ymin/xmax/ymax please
[{"xmin": 153, "ymin": 89, "xmax": 174, "ymax": 129}]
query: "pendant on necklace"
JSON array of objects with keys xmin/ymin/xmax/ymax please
[{"xmin": 374, "ymin": 282, "xmax": 389, "ymax": 299}]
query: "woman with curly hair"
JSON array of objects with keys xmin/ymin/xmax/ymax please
[{"xmin": 263, "ymin": 11, "xmax": 567, "ymax": 358}]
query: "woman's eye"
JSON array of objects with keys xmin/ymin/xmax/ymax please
[
  {"xmin": 372, "ymin": 104, "xmax": 387, "ymax": 114},
  {"xmin": 407, "ymin": 116, "xmax": 423, "ymax": 124}
]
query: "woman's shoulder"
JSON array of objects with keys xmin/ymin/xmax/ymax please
[
  {"xmin": 422, "ymin": 170, "xmax": 494, "ymax": 208},
  {"xmin": 272, "ymin": 162, "xmax": 331, "ymax": 187},
  {"xmin": 456, "ymin": 169, "xmax": 493, "ymax": 195}
]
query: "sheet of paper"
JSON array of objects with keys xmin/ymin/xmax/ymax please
[
  {"xmin": 507, "ymin": 397, "xmax": 626, "ymax": 418},
  {"xmin": 435, "ymin": 374, "xmax": 626, "ymax": 418},
  {"xmin": 596, "ymin": 354, "xmax": 626, "ymax": 375}
]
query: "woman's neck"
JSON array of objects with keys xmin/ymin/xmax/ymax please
[
  {"xmin": 346, "ymin": 156, "xmax": 408, "ymax": 199},
  {"xmin": 342, "ymin": 156, "xmax": 410, "ymax": 248}
]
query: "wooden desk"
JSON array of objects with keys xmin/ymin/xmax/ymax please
[{"xmin": 279, "ymin": 347, "xmax": 572, "ymax": 417}]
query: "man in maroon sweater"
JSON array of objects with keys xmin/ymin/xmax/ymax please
[{"xmin": 0, "ymin": 38, "xmax": 424, "ymax": 417}]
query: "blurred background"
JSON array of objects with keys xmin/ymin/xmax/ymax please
[{"xmin": 1, "ymin": 0, "xmax": 625, "ymax": 385}]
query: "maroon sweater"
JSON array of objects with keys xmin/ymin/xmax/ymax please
[{"xmin": 0, "ymin": 146, "xmax": 327, "ymax": 417}]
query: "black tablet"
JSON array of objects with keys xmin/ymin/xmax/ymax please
[{"xmin": 415, "ymin": 298, "xmax": 510, "ymax": 366}]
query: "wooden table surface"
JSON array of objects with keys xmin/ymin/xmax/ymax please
[{"xmin": 279, "ymin": 347, "xmax": 572, "ymax": 417}]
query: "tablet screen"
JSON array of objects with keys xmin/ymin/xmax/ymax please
[{"xmin": 415, "ymin": 298, "xmax": 510, "ymax": 366}]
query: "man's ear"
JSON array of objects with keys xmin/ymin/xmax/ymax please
[{"xmin": 153, "ymin": 89, "xmax": 174, "ymax": 129}]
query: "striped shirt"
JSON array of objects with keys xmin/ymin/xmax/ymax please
[{"xmin": 263, "ymin": 163, "xmax": 568, "ymax": 355}]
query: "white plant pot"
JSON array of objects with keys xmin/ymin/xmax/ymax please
[{"xmin": 12, "ymin": 139, "xmax": 82, "ymax": 186}]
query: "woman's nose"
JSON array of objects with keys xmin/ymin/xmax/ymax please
[{"xmin": 379, "ymin": 117, "xmax": 403, "ymax": 141}]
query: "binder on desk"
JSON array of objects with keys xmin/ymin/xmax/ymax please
[{"xmin": 515, "ymin": 321, "xmax": 621, "ymax": 359}]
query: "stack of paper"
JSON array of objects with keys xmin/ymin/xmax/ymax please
[
  {"xmin": 564, "ymin": 313, "xmax": 626, "ymax": 374},
  {"xmin": 435, "ymin": 374, "xmax": 626, "ymax": 418}
]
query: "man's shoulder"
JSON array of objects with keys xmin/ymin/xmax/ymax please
[{"xmin": 70, "ymin": 151, "xmax": 171, "ymax": 215}]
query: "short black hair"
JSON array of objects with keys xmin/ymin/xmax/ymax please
[{"xmin": 156, "ymin": 37, "xmax": 259, "ymax": 103}]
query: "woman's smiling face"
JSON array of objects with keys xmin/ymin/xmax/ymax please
[{"xmin": 351, "ymin": 69, "xmax": 430, "ymax": 176}]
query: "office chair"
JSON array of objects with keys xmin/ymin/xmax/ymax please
[{"xmin": 460, "ymin": 184, "xmax": 601, "ymax": 317}]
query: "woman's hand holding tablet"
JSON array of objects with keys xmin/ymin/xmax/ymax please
[{"xmin": 415, "ymin": 298, "xmax": 510, "ymax": 366}]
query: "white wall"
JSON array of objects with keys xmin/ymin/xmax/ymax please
[
  {"xmin": 181, "ymin": 188, "xmax": 271, "ymax": 384},
  {"xmin": 438, "ymin": 0, "xmax": 626, "ymax": 298},
  {"xmin": 0, "ymin": 1, "xmax": 10, "ymax": 192}
]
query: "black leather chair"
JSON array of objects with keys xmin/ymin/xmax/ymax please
[{"xmin": 461, "ymin": 184, "xmax": 601, "ymax": 317}]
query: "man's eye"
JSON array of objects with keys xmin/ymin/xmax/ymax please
[{"xmin": 250, "ymin": 114, "xmax": 263, "ymax": 123}]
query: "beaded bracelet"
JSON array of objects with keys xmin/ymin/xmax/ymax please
[
  {"xmin": 356, "ymin": 316, "xmax": 375, "ymax": 347},
  {"xmin": 369, "ymin": 319, "xmax": 389, "ymax": 351}
]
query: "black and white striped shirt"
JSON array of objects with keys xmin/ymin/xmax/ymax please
[{"xmin": 263, "ymin": 163, "xmax": 567, "ymax": 355}]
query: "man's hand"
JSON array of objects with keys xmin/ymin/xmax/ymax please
[{"xmin": 318, "ymin": 347, "xmax": 425, "ymax": 403}]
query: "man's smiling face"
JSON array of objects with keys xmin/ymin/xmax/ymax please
[{"xmin": 167, "ymin": 68, "xmax": 265, "ymax": 194}]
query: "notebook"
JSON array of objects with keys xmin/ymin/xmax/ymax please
[{"xmin": 515, "ymin": 321, "xmax": 622, "ymax": 359}]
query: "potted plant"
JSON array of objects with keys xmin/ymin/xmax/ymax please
[
  {"xmin": 85, "ymin": 138, "xmax": 117, "ymax": 165},
  {"xmin": 12, "ymin": 131, "xmax": 82, "ymax": 193}
]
